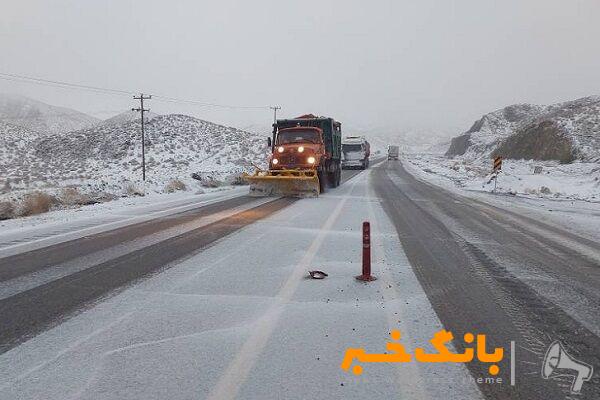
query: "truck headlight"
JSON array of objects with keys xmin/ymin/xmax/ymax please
[
  {"xmin": 298, "ymin": 146, "xmax": 304, "ymax": 153},
  {"xmin": 307, "ymin": 156, "xmax": 316, "ymax": 164},
  {"xmin": 272, "ymin": 158, "xmax": 279, "ymax": 165},
  {"xmin": 277, "ymin": 146, "xmax": 284, "ymax": 153}
]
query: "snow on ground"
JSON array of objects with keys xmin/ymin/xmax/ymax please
[
  {"xmin": 405, "ymin": 95, "xmax": 600, "ymax": 243},
  {"xmin": 446, "ymin": 97, "xmax": 600, "ymax": 163},
  {"xmin": 405, "ymin": 152, "xmax": 599, "ymax": 202},
  {"xmin": 0, "ymin": 186, "xmax": 245, "ymax": 257},
  {"xmin": 0, "ymin": 186, "xmax": 238, "ymax": 233},
  {"xmin": 402, "ymin": 152, "xmax": 600, "ymax": 242},
  {"xmin": 1, "ymin": 114, "xmax": 267, "ymax": 196},
  {"xmin": 0, "ymin": 170, "xmax": 483, "ymax": 400}
]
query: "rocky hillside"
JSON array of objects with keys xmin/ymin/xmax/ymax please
[
  {"xmin": 446, "ymin": 96, "xmax": 600, "ymax": 163},
  {"xmin": 1, "ymin": 114, "xmax": 267, "ymax": 195},
  {"xmin": 0, "ymin": 93, "xmax": 99, "ymax": 135},
  {"xmin": 0, "ymin": 121, "xmax": 40, "ymax": 189}
]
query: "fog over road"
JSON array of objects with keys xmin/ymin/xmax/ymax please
[{"xmin": 0, "ymin": 161, "xmax": 598, "ymax": 400}]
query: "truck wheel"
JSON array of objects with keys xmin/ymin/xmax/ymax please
[
  {"xmin": 318, "ymin": 170, "xmax": 327, "ymax": 193},
  {"xmin": 327, "ymin": 171, "xmax": 335, "ymax": 188},
  {"xmin": 336, "ymin": 167, "xmax": 341, "ymax": 186},
  {"xmin": 329, "ymin": 167, "xmax": 339, "ymax": 188}
]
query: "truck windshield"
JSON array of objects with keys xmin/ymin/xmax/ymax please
[
  {"xmin": 276, "ymin": 129, "xmax": 320, "ymax": 144},
  {"xmin": 343, "ymin": 144, "xmax": 362, "ymax": 152}
]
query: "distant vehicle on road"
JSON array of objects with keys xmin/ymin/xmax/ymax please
[
  {"xmin": 246, "ymin": 114, "xmax": 342, "ymax": 197},
  {"xmin": 388, "ymin": 145, "xmax": 399, "ymax": 160},
  {"xmin": 342, "ymin": 136, "xmax": 370, "ymax": 170}
]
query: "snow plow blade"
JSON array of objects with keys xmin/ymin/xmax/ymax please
[{"xmin": 244, "ymin": 169, "xmax": 320, "ymax": 198}]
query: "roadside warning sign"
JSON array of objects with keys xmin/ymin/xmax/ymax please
[{"xmin": 493, "ymin": 156, "xmax": 502, "ymax": 173}]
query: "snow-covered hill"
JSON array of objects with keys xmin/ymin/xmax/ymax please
[
  {"xmin": 0, "ymin": 121, "xmax": 40, "ymax": 192},
  {"xmin": 101, "ymin": 110, "xmax": 159, "ymax": 127},
  {"xmin": 1, "ymin": 114, "xmax": 267, "ymax": 196},
  {"xmin": 446, "ymin": 96, "xmax": 600, "ymax": 163},
  {"xmin": 407, "ymin": 96, "xmax": 600, "ymax": 202},
  {"xmin": 0, "ymin": 93, "xmax": 99, "ymax": 135}
]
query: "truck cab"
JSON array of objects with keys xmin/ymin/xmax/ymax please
[
  {"xmin": 387, "ymin": 145, "xmax": 399, "ymax": 160},
  {"xmin": 249, "ymin": 114, "xmax": 342, "ymax": 195},
  {"xmin": 270, "ymin": 126, "xmax": 324, "ymax": 171},
  {"xmin": 342, "ymin": 136, "xmax": 370, "ymax": 169}
]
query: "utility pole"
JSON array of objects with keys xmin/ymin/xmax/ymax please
[
  {"xmin": 493, "ymin": 172, "xmax": 498, "ymax": 193},
  {"xmin": 270, "ymin": 105, "xmax": 281, "ymax": 124},
  {"xmin": 132, "ymin": 93, "xmax": 152, "ymax": 182}
]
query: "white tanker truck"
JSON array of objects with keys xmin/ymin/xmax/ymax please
[{"xmin": 341, "ymin": 136, "xmax": 370, "ymax": 170}]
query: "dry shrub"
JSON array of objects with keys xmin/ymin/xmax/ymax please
[
  {"xmin": 90, "ymin": 191, "xmax": 118, "ymax": 203},
  {"xmin": 20, "ymin": 191, "xmax": 58, "ymax": 216},
  {"xmin": 1, "ymin": 180, "xmax": 11, "ymax": 194},
  {"xmin": 524, "ymin": 188, "xmax": 538, "ymax": 195},
  {"xmin": 165, "ymin": 179, "xmax": 187, "ymax": 193},
  {"xmin": 191, "ymin": 173, "xmax": 221, "ymax": 188},
  {"xmin": 59, "ymin": 187, "xmax": 95, "ymax": 206},
  {"xmin": 124, "ymin": 182, "xmax": 145, "ymax": 197},
  {"xmin": 0, "ymin": 201, "xmax": 15, "ymax": 220},
  {"xmin": 201, "ymin": 178, "xmax": 220, "ymax": 188},
  {"xmin": 229, "ymin": 174, "xmax": 248, "ymax": 186}
]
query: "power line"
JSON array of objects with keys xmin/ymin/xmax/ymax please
[
  {"xmin": 0, "ymin": 72, "xmax": 133, "ymax": 96},
  {"xmin": 152, "ymin": 95, "xmax": 270, "ymax": 110},
  {"xmin": 0, "ymin": 71, "xmax": 273, "ymax": 110},
  {"xmin": 0, "ymin": 109, "xmax": 130, "ymax": 119}
]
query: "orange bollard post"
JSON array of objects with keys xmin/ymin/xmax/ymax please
[{"xmin": 356, "ymin": 221, "xmax": 376, "ymax": 281}]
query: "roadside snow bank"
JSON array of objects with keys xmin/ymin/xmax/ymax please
[
  {"xmin": 404, "ymin": 153, "xmax": 599, "ymax": 202},
  {"xmin": 0, "ymin": 185, "xmax": 238, "ymax": 232}
]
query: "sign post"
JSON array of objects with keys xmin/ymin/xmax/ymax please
[{"xmin": 492, "ymin": 156, "xmax": 502, "ymax": 192}]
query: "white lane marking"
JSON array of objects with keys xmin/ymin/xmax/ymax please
[
  {"xmin": 511, "ymin": 341, "xmax": 516, "ymax": 386},
  {"xmin": 0, "ymin": 190, "xmax": 248, "ymax": 258},
  {"xmin": 205, "ymin": 180, "xmax": 358, "ymax": 400}
]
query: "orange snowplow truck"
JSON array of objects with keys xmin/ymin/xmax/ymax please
[{"xmin": 245, "ymin": 114, "xmax": 342, "ymax": 197}]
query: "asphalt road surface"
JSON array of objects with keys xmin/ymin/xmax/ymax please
[
  {"xmin": 1, "ymin": 160, "xmax": 598, "ymax": 400},
  {"xmin": 374, "ymin": 161, "xmax": 600, "ymax": 400},
  {"xmin": 0, "ymin": 167, "xmax": 366, "ymax": 355}
]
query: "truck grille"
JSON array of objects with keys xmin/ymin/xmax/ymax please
[{"xmin": 278, "ymin": 154, "xmax": 297, "ymax": 164}]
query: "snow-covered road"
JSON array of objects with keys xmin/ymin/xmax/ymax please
[
  {"xmin": 0, "ymin": 168, "xmax": 481, "ymax": 400},
  {"xmin": 2, "ymin": 159, "xmax": 599, "ymax": 399}
]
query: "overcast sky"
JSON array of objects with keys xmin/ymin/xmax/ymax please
[{"xmin": 1, "ymin": 0, "xmax": 599, "ymax": 137}]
